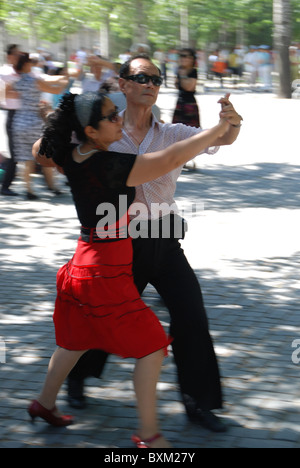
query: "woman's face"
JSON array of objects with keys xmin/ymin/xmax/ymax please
[
  {"xmin": 180, "ymin": 54, "xmax": 194, "ymax": 68},
  {"xmin": 86, "ymin": 98, "xmax": 123, "ymax": 149}
]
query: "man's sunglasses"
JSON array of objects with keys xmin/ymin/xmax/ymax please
[
  {"xmin": 100, "ymin": 107, "xmax": 119, "ymax": 123},
  {"xmin": 124, "ymin": 73, "xmax": 163, "ymax": 87}
]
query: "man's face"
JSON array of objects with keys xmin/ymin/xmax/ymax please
[
  {"xmin": 119, "ymin": 58, "xmax": 161, "ymax": 107},
  {"xmin": 91, "ymin": 63, "xmax": 102, "ymax": 80}
]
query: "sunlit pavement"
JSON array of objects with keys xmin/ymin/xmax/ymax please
[{"xmin": 0, "ymin": 88, "xmax": 300, "ymax": 448}]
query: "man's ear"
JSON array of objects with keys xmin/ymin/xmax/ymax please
[{"xmin": 119, "ymin": 77, "xmax": 126, "ymax": 95}]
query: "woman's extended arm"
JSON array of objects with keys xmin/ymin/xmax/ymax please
[
  {"xmin": 127, "ymin": 94, "xmax": 243, "ymax": 187},
  {"xmin": 5, "ymin": 82, "xmax": 19, "ymax": 100},
  {"xmin": 37, "ymin": 75, "xmax": 69, "ymax": 94},
  {"xmin": 126, "ymin": 118, "xmax": 229, "ymax": 187}
]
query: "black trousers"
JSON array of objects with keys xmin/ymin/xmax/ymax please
[
  {"xmin": 69, "ymin": 236, "xmax": 223, "ymax": 411},
  {"xmin": 2, "ymin": 110, "xmax": 17, "ymax": 190}
]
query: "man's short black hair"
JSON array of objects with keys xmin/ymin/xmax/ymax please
[{"xmin": 119, "ymin": 53, "xmax": 161, "ymax": 79}]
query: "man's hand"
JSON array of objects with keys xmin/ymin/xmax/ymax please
[{"xmin": 218, "ymin": 93, "xmax": 243, "ymax": 127}]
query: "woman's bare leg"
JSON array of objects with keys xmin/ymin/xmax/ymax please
[
  {"xmin": 24, "ymin": 160, "xmax": 36, "ymax": 194},
  {"xmin": 42, "ymin": 166, "xmax": 55, "ymax": 190},
  {"xmin": 38, "ymin": 347, "xmax": 87, "ymax": 410},
  {"xmin": 134, "ymin": 349, "xmax": 171, "ymax": 448}
]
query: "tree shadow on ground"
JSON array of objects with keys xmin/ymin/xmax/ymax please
[
  {"xmin": 1, "ymin": 167, "xmax": 300, "ymax": 447},
  {"xmin": 178, "ymin": 162, "xmax": 300, "ymax": 211}
]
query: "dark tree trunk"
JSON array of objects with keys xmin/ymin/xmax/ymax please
[{"xmin": 273, "ymin": 0, "xmax": 292, "ymax": 98}]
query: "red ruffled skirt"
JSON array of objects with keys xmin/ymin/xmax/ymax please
[{"xmin": 53, "ymin": 236, "xmax": 171, "ymax": 358}]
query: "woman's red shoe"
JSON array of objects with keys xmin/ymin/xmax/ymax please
[
  {"xmin": 131, "ymin": 433, "xmax": 163, "ymax": 448},
  {"xmin": 28, "ymin": 400, "xmax": 74, "ymax": 427}
]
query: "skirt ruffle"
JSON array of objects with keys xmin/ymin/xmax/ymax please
[{"xmin": 53, "ymin": 237, "xmax": 171, "ymax": 358}]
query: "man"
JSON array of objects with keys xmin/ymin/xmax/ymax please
[
  {"xmin": 63, "ymin": 55, "xmax": 242, "ymax": 432},
  {"xmin": 81, "ymin": 56, "xmax": 116, "ymax": 93},
  {"xmin": 0, "ymin": 44, "xmax": 21, "ymax": 196},
  {"xmin": 153, "ymin": 48, "xmax": 168, "ymax": 87}
]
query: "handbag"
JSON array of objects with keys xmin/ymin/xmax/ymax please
[{"xmin": 0, "ymin": 152, "xmax": 8, "ymax": 182}]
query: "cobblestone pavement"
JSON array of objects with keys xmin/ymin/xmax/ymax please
[{"xmin": 0, "ymin": 92, "xmax": 300, "ymax": 448}]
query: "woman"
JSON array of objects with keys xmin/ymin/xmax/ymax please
[
  {"xmin": 172, "ymin": 48, "xmax": 200, "ymax": 128},
  {"xmin": 8, "ymin": 52, "xmax": 68, "ymax": 199},
  {"xmin": 29, "ymin": 92, "xmax": 230, "ymax": 448}
]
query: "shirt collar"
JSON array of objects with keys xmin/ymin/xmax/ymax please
[{"xmin": 119, "ymin": 108, "xmax": 160, "ymax": 129}]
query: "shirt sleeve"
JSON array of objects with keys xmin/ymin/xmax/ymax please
[{"xmin": 165, "ymin": 122, "xmax": 220, "ymax": 156}]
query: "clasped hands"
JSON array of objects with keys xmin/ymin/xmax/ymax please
[{"xmin": 218, "ymin": 93, "xmax": 243, "ymax": 128}]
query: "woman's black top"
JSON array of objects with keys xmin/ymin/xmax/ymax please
[
  {"xmin": 177, "ymin": 67, "xmax": 198, "ymax": 101},
  {"xmin": 63, "ymin": 148, "xmax": 137, "ymax": 228}
]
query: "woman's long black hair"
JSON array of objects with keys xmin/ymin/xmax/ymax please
[{"xmin": 40, "ymin": 92, "xmax": 107, "ymax": 167}]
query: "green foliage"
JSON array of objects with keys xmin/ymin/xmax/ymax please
[
  {"xmin": 291, "ymin": 0, "xmax": 300, "ymax": 41},
  {"xmin": 1, "ymin": 0, "xmax": 299, "ymax": 52}
]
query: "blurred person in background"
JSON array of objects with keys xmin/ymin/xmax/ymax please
[
  {"xmin": 172, "ymin": 48, "xmax": 200, "ymax": 128},
  {"xmin": 29, "ymin": 53, "xmax": 46, "ymax": 77},
  {"xmin": 257, "ymin": 46, "xmax": 273, "ymax": 92},
  {"xmin": 43, "ymin": 53, "xmax": 57, "ymax": 75},
  {"xmin": 154, "ymin": 48, "xmax": 168, "ymax": 87},
  {"xmin": 167, "ymin": 48, "xmax": 179, "ymax": 76},
  {"xmin": 197, "ymin": 49, "xmax": 207, "ymax": 79},
  {"xmin": 51, "ymin": 66, "xmax": 76, "ymax": 109},
  {"xmin": 0, "ymin": 44, "xmax": 21, "ymax": 196},
  {"xmin": 244, "ymin": 46, "xmax": 260, "ymax": 88},
  {"xmin": 75, "ymin": 47, "xmax": 88, "ymax": 66},
  {"xmin": 81, "ymin": 55, "xmax": 117, "ymax": 93},
  {"xmin": 227, "ymin": 47, "xmax": 243, "ymax": 85},
  {"xmin": 211, "ymin": 50, "xmax": 227, "ymax": 88},
  {"xmin": 6, "ymin": 52, "xmax": 68, "ymax": 199},
  {"xmin": 244, "ymin": 46, "xmax": 256, "ymax": 86},
  {"xmin": 118, "ymin": 49, "xmax": 132, "ymax": 64}
]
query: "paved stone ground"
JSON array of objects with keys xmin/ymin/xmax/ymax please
[{"xmin": 0, "ymin": 90, "xmax": 300, "ymax": 448}]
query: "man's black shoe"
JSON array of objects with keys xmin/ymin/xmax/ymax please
[
  {"xmin": 67, "ymin": 377, "xmax": 86, "ymax": 409},
  {"xmin": 183, "ymin": 394, "xmax": 227, "ymax": 433},
  {"xmin": 26, "ymin": 192, "xmax": 39, "ymax": 201},
  {"xmin": 187, "ymin": 408, "xmax": 227, "ymax": 433},
  {"xmin": 1, "ymin": 188, "xmax": 18, "ymax": 196}
]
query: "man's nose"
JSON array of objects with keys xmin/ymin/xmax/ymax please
[{"xmin": 146, "ymin": 79, "xmax": 155, "ymax": 88}]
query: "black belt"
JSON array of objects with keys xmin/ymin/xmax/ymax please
[
  {"xmin": 81, "ymin": 215, "xmax": 188, "ymax": 244},
  {"xmin": 80, "ymin": 227, "xmax": 128, "ymax": 243}
]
